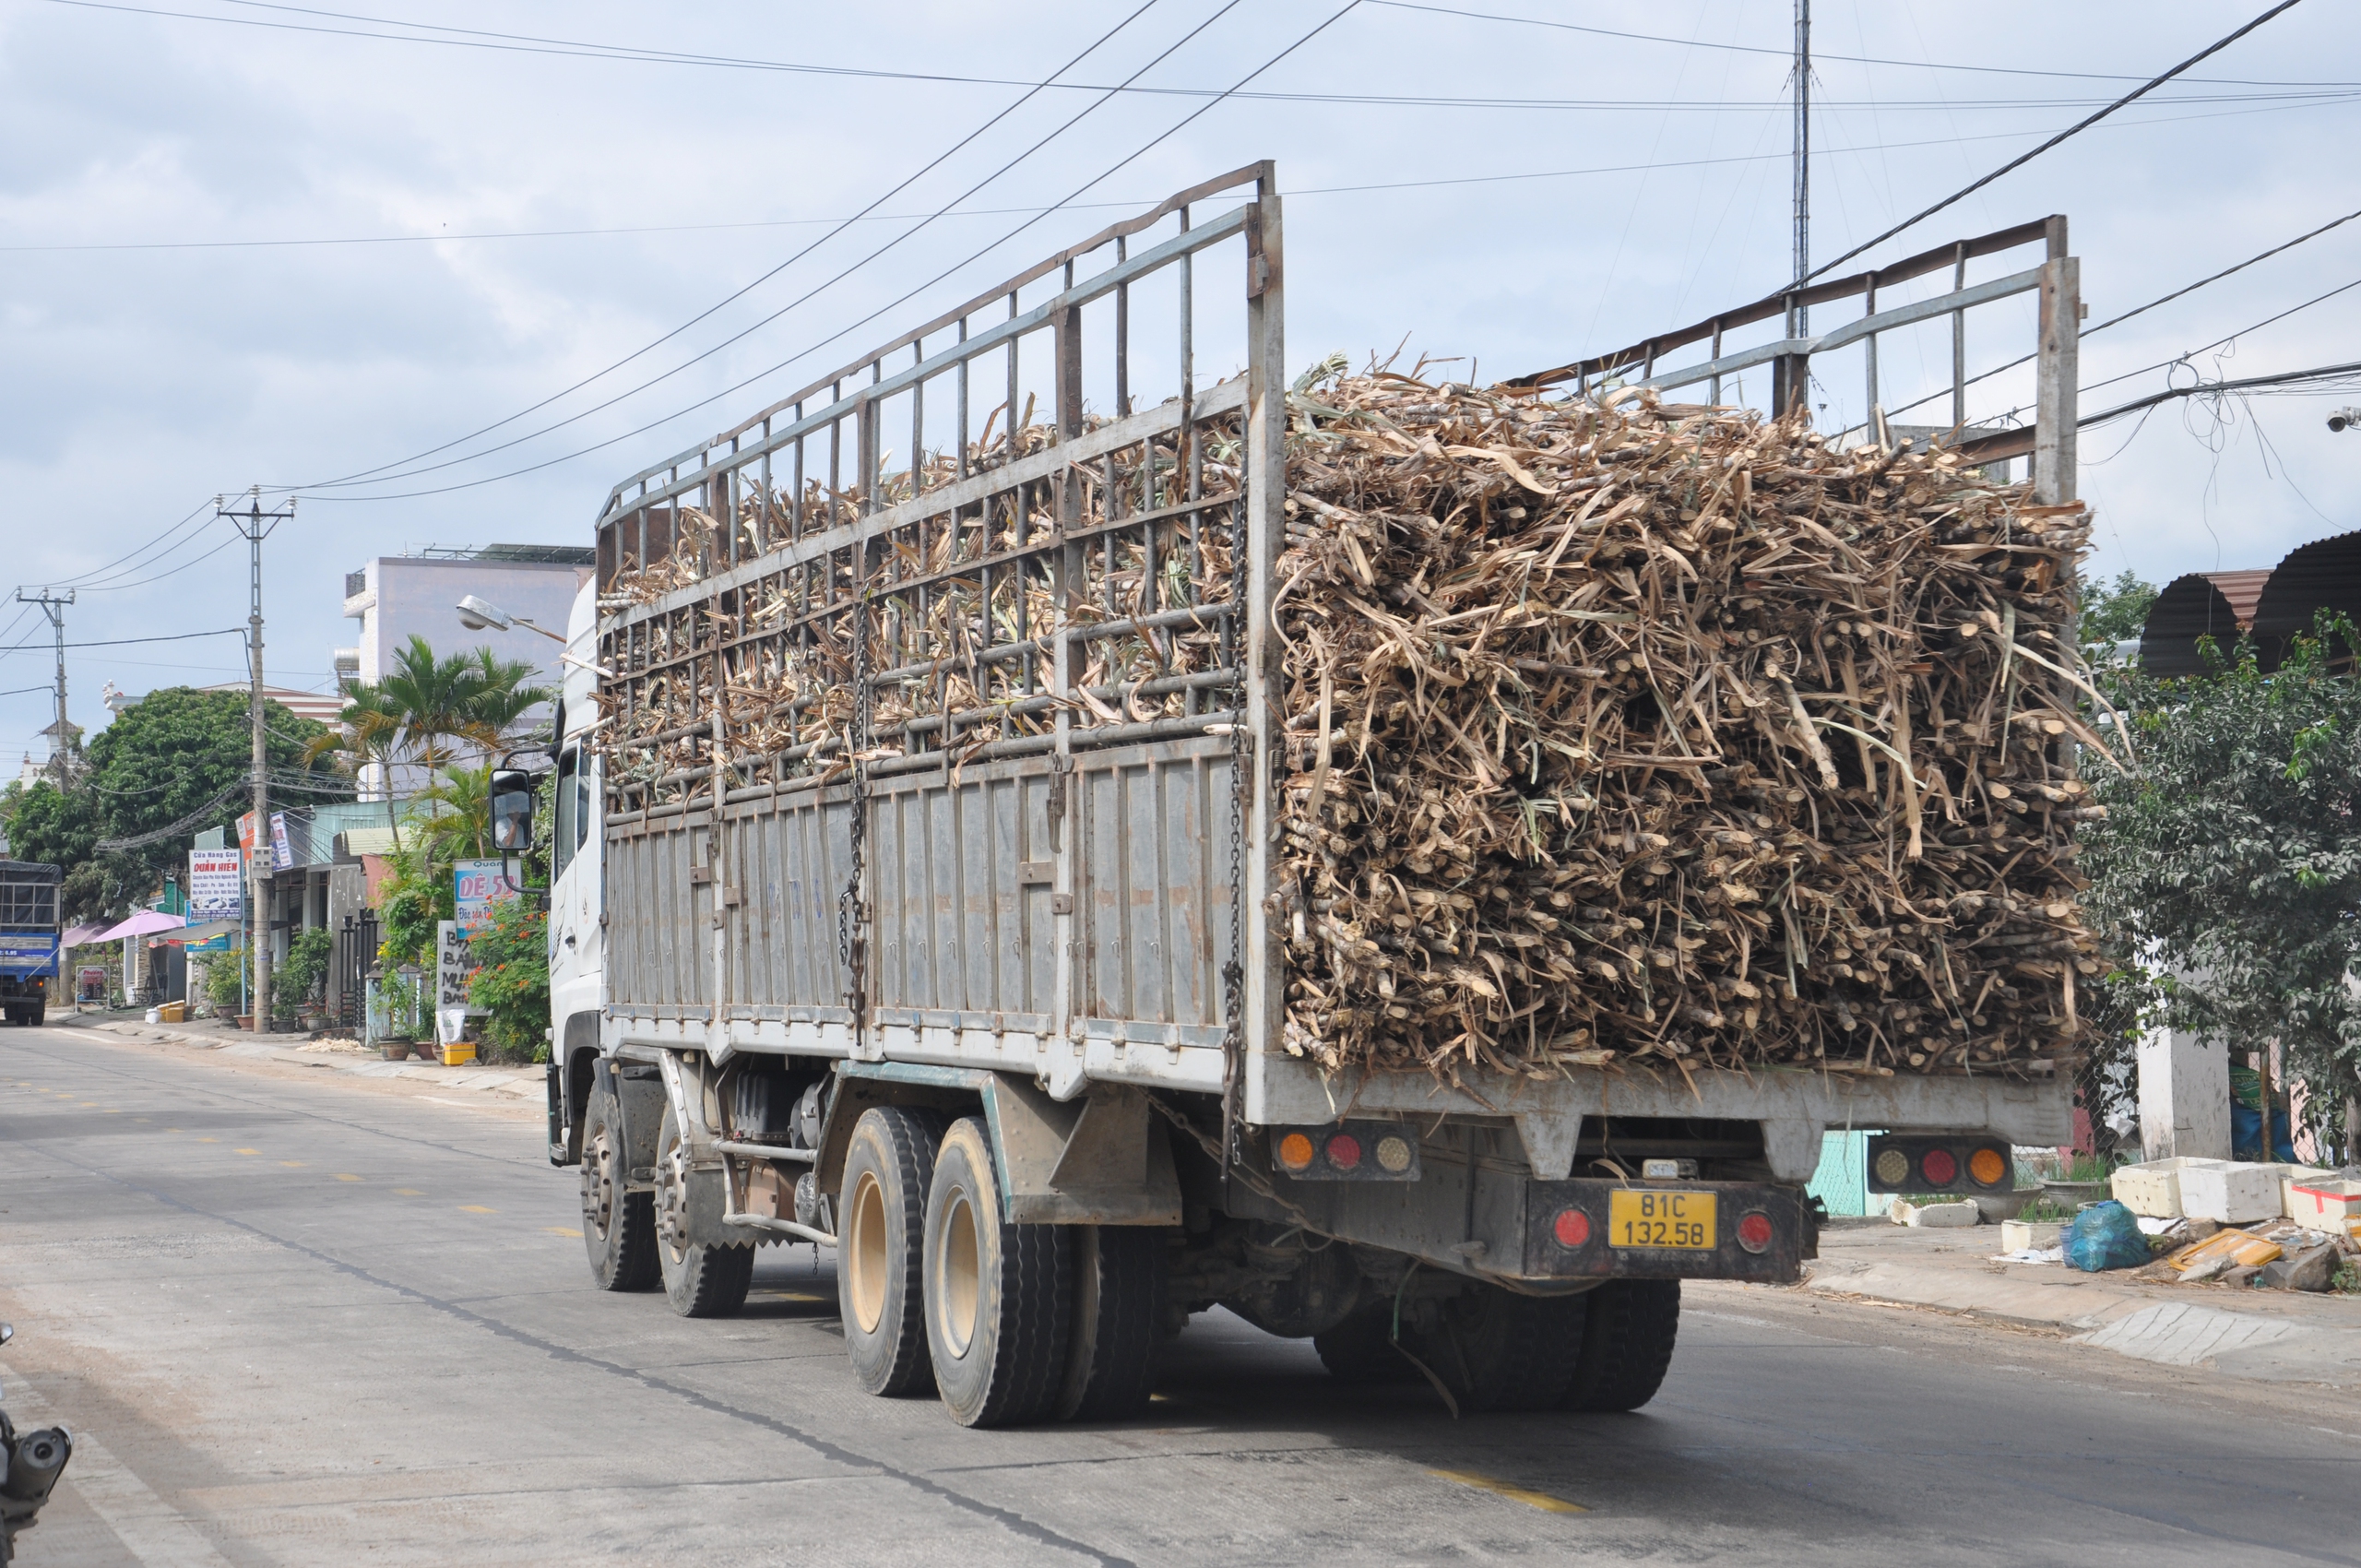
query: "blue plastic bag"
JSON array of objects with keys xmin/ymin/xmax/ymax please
[{"xmin": 2063, "ymin": 1199, "xmax": 2150, "ymax": 1272}]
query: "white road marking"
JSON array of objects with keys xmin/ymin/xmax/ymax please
[
  {"xmin": 4, "ymin": 1381, "xmax": 235, "ymax": 1567},
  {"xmin": 2074, "ymin": 1303, "xmax": 2307, "ymax": 1367}
]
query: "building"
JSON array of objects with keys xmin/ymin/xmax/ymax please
[
  {"xmin": 192, "ymin": 683, "xmax": 346, "ymax": 727},
  {"xmin": 337, "ymin": 544, "xmax": 595, "ymax": 795}
]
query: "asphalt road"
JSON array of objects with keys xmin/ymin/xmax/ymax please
[{"xmin": 3, "ymin": 1023, "xmax": 2356, "ymax": 1568}]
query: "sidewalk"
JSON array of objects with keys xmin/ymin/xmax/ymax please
[
  {"xmin": 1804, "ymin": 1218, "xmax": 2361, "ymax": 1385},
  {"xmin": 51, "ymin": 1010, "xmax": 543, "ymax": 1102}
]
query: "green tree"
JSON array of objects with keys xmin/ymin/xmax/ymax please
[
  {"xmin": 375, "ymin": 636, "xmax": 551, "ymax": 778},
  {"xmin": 3, "ymin": 687, "xmax": 341, "ymax": 923},
  {"xmin": 305, "ymin": 680, "xmax": 411, "ymax": 847},
  {"xmin": 2080, "ymin": 570, "xmax": 2158, "ymax": 656},
  {"xmin": 2083, "ymin": 613, "xmax": 2361, "ymax": 1152},
  {"xmin": 466, "ymin": 896, "xmax": 549, "ymax": 1063}
]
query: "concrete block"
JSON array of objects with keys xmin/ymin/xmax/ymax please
[
  {"xmin": 2258, "ymin": 1243, "xmax": 2340, "ymax": 1292},
  {"xmin": 2180, "ymin": 1162, "xmax": 2282, "ymax": 1224},
  {"xmin": 2137, "ymin": 1021, "xmax": 2230, "ymax": 1161},
  {"xmin": 1902, "ymin": 1199, "xmax": 1982, "ymax": 1228},
  {"xmin": 2001, "ymin": 1219, "xmax": 2062, "ymax": 1251}
]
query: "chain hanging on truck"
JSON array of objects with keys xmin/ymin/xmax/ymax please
[
  {"xmin": 1219, "ymin": 493, "xmax": 1250, "ymax": 1180},
  {"xmin": 837, "ymin": 579, "xmax": 872, "ymax": 1039}
]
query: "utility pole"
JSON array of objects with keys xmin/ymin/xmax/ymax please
[
  {"xmin": 14, "ymin": 589, "xmax": 74, "ymax": 783},
  {"xmin": 1773, "ymin": 0, "xmax": 1812, "ymax": 420},
  {"xmin": 217, "ymin": 489, "xmax": 294, "ymax": 1030}
]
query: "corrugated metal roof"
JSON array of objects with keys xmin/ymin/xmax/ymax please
[
  {"xmin": 2141, "ymin": 572, "xmax": 2255, "ymax": 676},
  {"xmin": 2204, "ymin": 569, "xmax": 2271, "ymax": 627},
  {"xmin": 2249, "ymin": 529, "xmax": 2361, "ymax": 665}
]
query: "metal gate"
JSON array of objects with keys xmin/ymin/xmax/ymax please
[{"xmin": 335, "ymin": 910, "xmax": 379, "ymax": 1030}]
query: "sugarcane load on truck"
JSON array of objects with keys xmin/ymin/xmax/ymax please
[{"xmin": 521, "ymin": 162, "xmax": 2092, "ymax": 1427}]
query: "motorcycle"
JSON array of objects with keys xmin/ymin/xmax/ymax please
[{"xmin": 0, "ymin": 1326, "xmax": 71, "ymax": 1566}]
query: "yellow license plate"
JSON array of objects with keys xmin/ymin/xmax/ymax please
[{"xmin": 1608, "ymin": 1189, "xmax": 1717, "ymax": 1250}]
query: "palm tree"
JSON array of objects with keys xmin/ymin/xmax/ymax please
[
  {"xmin": 307, "ymin": 681, "xmax": 412, "ymax": 848},
  {"xmin": 377, "ymin": 636, "xmax": 494, "ymax": 779},
  {"xmin": 459, "ymin": 647, "xmax": 552, "ymax": 764},
  {"xmin": 416, "ymin": 764, "xmax": 494, "ymax": 863}
]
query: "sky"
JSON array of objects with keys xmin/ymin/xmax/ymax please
[{"xmin": 3, "ymin": 0, "xmax": 2359, "ymax": 764}]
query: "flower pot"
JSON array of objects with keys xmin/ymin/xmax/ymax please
[
  {"xmin": 235, "ymin": 1014, "xmax": 255, "ymax": 1031},
  {"xmin": 381, "ymin": 1041, "xmax": 409, "ymax": 1062}
]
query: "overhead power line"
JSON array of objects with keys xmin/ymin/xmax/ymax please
[
  {"xmin": 289, "ymin": 1, "xmax": 1369, "ymax": 505},
  {"xmin": 1802, "ymin": 0, "xmax": 2312, "ymax": 285},
  {"xmin": 2081, "ymin": 358, "xmax": 2361, "ymax": 428},
  {"xmin": 47, "ymin": 0, "xmax": 2354, "ymax": 101},
  {"xmin": 282, "ymin": 0, "xmax": 1177, "ymax": 497},
  {"xmin": 1366, "ymin": 0, "xmax": 2351, "ymax": 88}
]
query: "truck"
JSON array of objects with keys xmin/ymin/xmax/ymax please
[
  {"xmin": 536, "ymin": 162, "xmax": 2081, "ymax": 1426},
  {"xmin": 0, "ymin": 862, "xmax": 60, "ymax": 1027}
]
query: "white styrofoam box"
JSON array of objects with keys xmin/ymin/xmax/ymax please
[
  {"xmin": 2285, "ymin": 1178, "xmax": 2361, "ymax": 1226},
  {"xmin": 2001, "ymin": 1219, "xmax": 2062, "ymax": 1251},
  {"xmin": 2178, "ymin": 1160, "xmax": 2282, "ymax": 1223},
  {"xmin": 2110, "ymin": 1157, "xmax": 2221, "ymax": 1219},
  {"xmin": 2266, "ymin": 1164, "xmax": 2333, "ymax": 1217}
]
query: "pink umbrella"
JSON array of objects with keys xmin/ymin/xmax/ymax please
[
  {"xmin": 60, "ymin": 921, "xmax": 115, "ymax": 948},
  {"xmin": 94, "ymin": 910, "xmax": 185, "ymax": 941}
]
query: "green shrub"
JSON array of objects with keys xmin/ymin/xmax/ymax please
[
  {"xmin": 277, "ymin": 928, "xmax": 333, "ymax": 1019},
  {"xmin": 466, "ymin": 897, "xmax": 549, "ymax": 1064}
]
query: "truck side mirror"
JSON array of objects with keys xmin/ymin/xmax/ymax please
[{"xmin": 490, "ymin": 770, "xmax": 535, "ymax": 851}]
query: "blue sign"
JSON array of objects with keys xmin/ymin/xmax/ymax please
[{"xmin": 0, "ymin": 933, "xmax": 59, "ymax": 976}]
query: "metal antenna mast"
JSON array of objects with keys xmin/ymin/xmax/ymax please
[
  {"xmin": 217, "ymin": 488, "xmax": 294, "ymax": 1030},
  {"xmin": 1792, "ymin": 0, "xmax": 1810, "ymax": 326},
  {"xmin": 14, "ymin": 589, "xmax": 75, "ymax": 783}
]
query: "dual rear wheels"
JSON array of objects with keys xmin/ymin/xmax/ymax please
[
  {"xmin": 837, "ymin": 1108, "xmax": 1161, "ymax": 1428},
  {"xmin": 577, "ymin": 1087, "xmax": 752, "ymax": 1315},
  {"xmin": 1317, "ymin": 1277, "xmax": 1680, "ymax": 1414}
]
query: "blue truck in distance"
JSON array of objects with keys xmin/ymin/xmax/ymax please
[{"xmin": 0, "ymin": 861, "xmax": 62, "ymax": 1026}]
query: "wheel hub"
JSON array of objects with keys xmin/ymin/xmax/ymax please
[{"xmin": 580, "ymin": 1127, "xmax": 616, "ymax": 1237}]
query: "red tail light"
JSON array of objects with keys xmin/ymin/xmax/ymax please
[
  {"xmin": 1326, "ymin": 1133, "xmax": 1362, "ymax": 1171},
  {"xmin": 1737, "ymin": 1210, "xmax": 1773, "ymax": 1253},
  {"xmin": 1920, "ymin": 1148, "xmax": 1958, "ymax": 1186},
  {"xmin": 1552, "ymin": 1208, "xmax": 1591, "ymax": 1248}
]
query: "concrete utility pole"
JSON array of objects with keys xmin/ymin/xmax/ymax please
[
  {"xmin": 15, "ymin": 588, "xmax": 75, "ymax": 782},
  {"xmin": 1792, "ymin": 0, "xmax": 1810, "ymax": 305},
  {"xmin": 217, "ymin": 489, "xmax": 294, "ymax": 1029}
]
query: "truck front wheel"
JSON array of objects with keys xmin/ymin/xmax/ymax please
[
  {"xmin": 1562, "ymin": 1278, "xmax": 1680, "ymax": 1412},
  {"xmin": 838, "ymin": 1107, "xmax": 943, "ymax": 1397},
  {"xmin": 655, "ymin": 1109, "xmax": 753, "ymax": 1318},
  {"xmin": 579, "ymin": 1088, "xmax": 658, "ymax": 1291},
  {"xmin": 922, "ymin": 1117, "xmax": 1071, "ymax": 1428}
]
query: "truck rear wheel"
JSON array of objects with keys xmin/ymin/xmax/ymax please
[
  {"xmin": 579, "ymin": 1087, "xmax": 658, "ymax": 1291},
  {"xmin": 1562, "ymin": 1278, "xmax": 1679, "ymax": 1412},
  {"xmin": 1055, "ymin": 1225, "xmax": 1163, "ymax": 1421},
  {"xmin": 923, "ymin": 1116, "xmax": 1072, "ymax": 1428},
  {"xmin": 838, "ymin": 1107, "xmax": 943, "ymax": 1397},
  {"xmin": 655, "ymin": 1108, "xmax": 753, "ymax": 1318},
  {"xmin": 1427, "ymin": 1284, "xmax": 1585, "ymax": 1413}
]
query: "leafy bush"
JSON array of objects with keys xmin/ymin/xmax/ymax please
[
  {"xmin": 466, "ymin": 897, "xmax": 549, "ymax": 1063},
  {"xmin": 276, "ymin": 927, "xmax": 334, "ymax": 1019},
  {"xmin": 201, "ymin": 954, "xmax": 243, "ymax": 1015},
  {"xmin": 377, "ymin": 845, "xmax": 451, "ymax": 969}
]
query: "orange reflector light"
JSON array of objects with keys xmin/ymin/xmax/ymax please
[
  {"xmin": 1327, "ymin": 1134, "xmax": 1363, "ymax": 1171},
  {"xmin": 1552, "ymin": 1208, "xmax": 1591, "ymax": 1248},
  {"xmin": 1969, "ymin": 1147, "xmax": 2008, "ymax": 1187},
  {"xmin": 1737, "ymin": 1210, "xmax": 1773, "ymax": 1253},
  {"xmin": 1277, "ymin": 1133, "xmax": 1316, "ymax": 1171},
  {"xmin": 1375, "ymin": 1134, "xmax": 1413, "ymax": 1173},
  {"xmin": 1921, "ymin": 1147, "xmax": 1958, "ymax": 1186}
]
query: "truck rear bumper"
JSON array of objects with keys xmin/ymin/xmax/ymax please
[{"xmin": 1519, "ymin": 1179, "xmax": 1812, "ymax": 1284}]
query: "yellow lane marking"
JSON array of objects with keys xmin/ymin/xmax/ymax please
[
  {"xmin": 1430, "ymin": 1470, "xmax": 1588, "ymax": 1515},
  {"xmin": 107, "ymin": 1110, "xmax": 122, "ymax": 1114},
  {"xmin": 279, "ymin": 1161, "xmax": 303, "ymax": 1168},
  {"xmin": 334, "ymin": 1174, "xmax": 362, "ymax": 1182},
  {"xmin": 197, "ymin": 1137, "xmax": 218, "ymax": 1143},
  {"xmin": 460, "ymin": 1205, "xmax": 495, "ymax": 1214},
  {"xmin": 394, "ymin": 1188, "xmax": 424, "ymax": 1196},
  {"xmin": 135, "ymin": 1118, "xmax": 150, "ymax": 1123},
  {"xmin": 544, "ymin": 1227, "xmax": 583, "ymax": 1238},
  {"xmin": 166, "ymin": 1128, "xmax": 182, "ymax": 1134},
  {"xmin": 234, "ymin": 1148, "xmax": 260, "ymax": 1156},
  {"xmin": 79, "ymin": 1102, "xmax": 98, "ymax": 1108}
]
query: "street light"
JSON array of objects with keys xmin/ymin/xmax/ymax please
[{"xmin": 456, "ymin": 594, "xmax": 565, "ymax": 644}]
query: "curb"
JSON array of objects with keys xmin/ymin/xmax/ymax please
[
  {"xmin": 1803, "ymin": 1251, "xmax": 2361, "ymax": 1385},
  {"xmin": 66, "ymin": 1017, "xmax": 543, "ymax": 1101}
]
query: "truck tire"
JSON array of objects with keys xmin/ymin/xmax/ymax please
[
  {"xmin": 25, "ymin": 1004, "xmax": 41, "ymax": 1027},
  {"xmin": 922, "ymin": 1116, "xmax": 1072, "ymax": 1428},
  {"xmin": 1561, "ymin": 1278, "xmax": 1679, "ymax": 1413},
  {"xmin": 578, "ymin": 1087, "xmax": 658, "ymax": 1291},
  {"xmin": 655, "ymin": 1108, "xmax": 753, "ymax": 1318},
  {"xmin": 838, "ymin": 1107, "xmax": 943, "ymax": 1397},
  {"xmin": 1313, "ymin": 1301, "xmax": 1423, "ymax": 1385},
  {"xmin": 1427, "ymin": 1284, "xmax": 1585, "ymax": 1413},
  {"xmin": 1055, "ymin": 1225, "xmax": 1163, "ymax": 1421}
]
